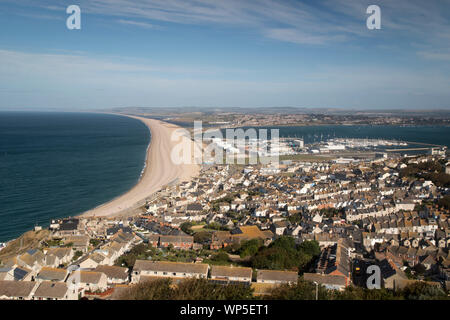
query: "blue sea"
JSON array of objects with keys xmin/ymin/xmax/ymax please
[
  {"xmin": 0, "ymin": 112, "xmax": 449, "ymax": 242},
  {"xmin": 0, "ymin": 112, "xmax": 149, "ymax": 242},
  {"xmin": 228, "ymin": 125, "xmax": 450, "ymax": 147}
]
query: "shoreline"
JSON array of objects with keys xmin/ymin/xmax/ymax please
[
  {"xmin": 79, "ymin": 113, "xmax": 201, "ymax": 218},
  {"xmin": 1, "ymin": 113, "xmax": 200, "ymax": 250}
]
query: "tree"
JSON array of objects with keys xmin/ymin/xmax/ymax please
[
  {"xmin": 173, "ymin": 278, "xmax": 218, "ymax": 300},
  {"xmin": 90, "ymin": 239, "xmax": 101, "ymax": 247},
  {"xmin": 287, "ymin": 213, "xmax": 302, "ymax": 224},
  {"xmin": 173, "ymin": 278, "xmax": 253, "ymax": 300},
  {"xmin": 72, "ymin": 250, "xmax": 83, "ymax": 261},
  {"xmin": 119, "ymin": 278, "xmax": 254, "ymax": 300},
  {"xmin": 400, "ymin": 282, "xmax": 448, "ymax": 300},
  {"xmin": 252, "ymin": 247, "xmax": 291, "ymax": 270},
  {"xmin": 266, "ymin": 280, "xmax": 329, "ymax": 300},
  {"xmin": 438, "ymin": 195, "xmax": 450, "ymax": 210},
  {"xmin": 114, "ymin": 243, "xmax": 154, "ymax": 268},
  {"xmin": 180, "ymin": 222, "xmax": 194, "ymax": 235},
  {"xmin": 210, "ymin": 252, "xmax": 230, "ymax": 263},
  {"xmin": 194, "ymin": 231, "xmax": 212, "ymax": 244},
  {"xmin": 298, "ymin": 240, "xmax": 320, "ymax": 257},
  {"xmin": 117, "ymin": 277, "xmax": 449, "ymax": 300},
  {"xmin": 207, "ymin": 222, "xmax": 229, "ymax": 231},
  {"xmin": 251, "ymin": 237, "xmax": 320, "ymax": 272},
  {"xmin": 238, "ymin": 239, "xmax": 263, "ymax": 258},
  {"xmin": 332, "ymin": 286, "xmax": 397, "ymax": 300},
  {"xmin": 119, "ymin": 279, "xmax": 173, "ymax": 300},
  {"xmin": 400, "ymin": 161, "xmax": 450, "ymax": 187}
]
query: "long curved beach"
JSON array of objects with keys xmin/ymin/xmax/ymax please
[{"xmin": 80, "ymin": 114, "xmax": 200, "ymax": 218}]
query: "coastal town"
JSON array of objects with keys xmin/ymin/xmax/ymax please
[
  {"xmin": 2, "ymin": 0, "xmax": 450, "ymax": 308},
  {"xmin": 1, "ymin": 132, "xmax": 449, "ymax": 300},
  {"xmin": 110, "ymin": 107, "xmax": 450, "ymax": 128}
]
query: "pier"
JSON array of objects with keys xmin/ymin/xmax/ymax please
[{"xmin": 385, "ymin": 147, "xmax": 431, "ymax": 152}]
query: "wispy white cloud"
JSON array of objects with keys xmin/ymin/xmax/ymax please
[
  {"xmin": 83, "ymin": 0, "xmax": 450, "ymax": 45},
  {"xmin": 117, "ymin": 19, "xmax": 159, "ymax": 29},
  {"xmin": 264, "ymin": 28, "xmax": 348, "ymax": 45},
  {"xmin": 1, "ymin": 49, "xmax": 449, "ymax": 109},
  {"xmin": 0, "ymin": 49, "xmax": 247, "ymax": 76},
  {"xmin": 2, "ymin": 1, "xmax": 450, "ymax": 109},
  {"xmin": 417, "ymin": 51, "xmax": 450, "ymax": 61},
  {"xmin": 8, "ymin": 0, "xmax": 369, "ymax": 45},
  {"xmin": 14, "ymin": 11, "xmax": 64, "ymax": 21},
  {"xmin": 6, "ymin": 0, "xmax": 450, "ymax": 47},
  {"xmin": 324, "ymin": 0, "xmax": 450, "ymax": 48},
  {"xmin": 42, "ymin": 5, "xmax": 66, "ymax": 11}
]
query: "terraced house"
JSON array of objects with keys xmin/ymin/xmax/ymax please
[
  {"xmin": 210, "ymin": 266, "xmax": 252, "ymax": 285},
  {"xmin": 159, "ymin": 235, "xmax": 194, "ymax": 250},
  {"xmin": 132, "ymin": 260, "xmax": 209, "ymax": 283},
  {"xmin": 67, "ymin": 270, "xmax": 108, "ymax": 294},
  {"xmin": 33, "ymin": 281, "xmax": 77, "ymax": 300},
  {"xmin": 0, "ymin": 280, "xmax": 37, "ymax": 300},
  {"xmin": 256, "ymin": 270, "xmax": 298, "ymax": 285}
]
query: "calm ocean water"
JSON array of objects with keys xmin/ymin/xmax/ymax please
[{"xmin": 0, "ymin": 112, "xmax": 149, "ymax": 242}]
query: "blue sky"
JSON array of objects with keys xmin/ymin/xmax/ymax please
[{"xmin": 0, "ymin": 0, "xmax": 450, "ymax": 110}]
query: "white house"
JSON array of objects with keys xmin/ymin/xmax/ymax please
[
  {"xmin": 132, "ymin": 260, "xmax": 209, "ymax": 283},
  {"xmin": 0, "ymin": 280, "xmax": 37, "ymax": 300},
  {"xmin": 33, "ymin": 281, "xmax": 77, "ymax": 300},
  {"xmin": 67, "ymin": 271, "xmax": 108, "ymax": 295}
]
